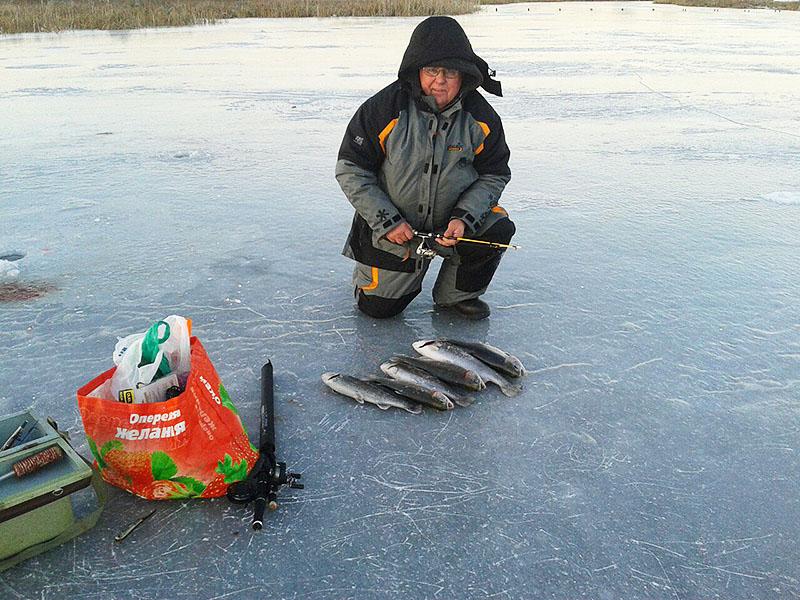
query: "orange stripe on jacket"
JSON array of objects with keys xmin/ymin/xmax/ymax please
[
  {"xmin": 378, "ymin": 119, "xmax": 398, "ymax": 154},
  {"xmin": 361, "ymin": 267, "xmax": 380, "ymax": 291},
  {"xmin": 474, "ymin": 121, "xmax": 491, "ymax": 155},
  {"xmin": 491, "ymin": 206, "xmax": 508, "ymax": 217}
]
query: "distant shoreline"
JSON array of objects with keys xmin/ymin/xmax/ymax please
[
  {"xmin": 655, "ymin": 0, "xmax": 798, "ymax": 9},
  {"xmin": 1, "ymin": 0, "xmax": 797, "ymax": 36}
]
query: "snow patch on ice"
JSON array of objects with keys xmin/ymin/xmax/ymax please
[
  {"xmin": 761, "ymin": 191, "xmax": 800, "ymax": 205},
  {"xmin": 0, "ymin": 260, "xmax": 21, "ymax": 282},
  {"xmin": 157, "ymin": 149, "xmax": 214, "ymax": 162},
  {"xmin": 61, "ymin": 199, "xmax": 99, "ymax": 211}
]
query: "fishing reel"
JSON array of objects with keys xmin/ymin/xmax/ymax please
[
  {"xmin": 413, "ymin": 231, "xmax": 455, "ymax": 259},
  {"xmin": 227, "ymin": 456, "xmax": 303, "ymax": 528},
  {"xmin": 414, "ymin": 236, "xmax": 440, "ymax": 259}
]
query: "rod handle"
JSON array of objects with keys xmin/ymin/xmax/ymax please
[{"xmin": 252, "ymin": 496, "xmax": 267, "ymax": 530}]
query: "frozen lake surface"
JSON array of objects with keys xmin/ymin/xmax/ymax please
[{"xmin": 2, "ymin": 2, "xmax": 799, "ymax": 598}]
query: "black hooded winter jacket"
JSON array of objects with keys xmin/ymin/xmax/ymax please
[{"xmin": 335, "ymin": 16, "xmax": 511, "ymax": 273}]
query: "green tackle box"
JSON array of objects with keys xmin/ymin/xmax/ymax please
[{"xmin": 0, "ymin": 411, "xmax": 104, "ymax": 571}]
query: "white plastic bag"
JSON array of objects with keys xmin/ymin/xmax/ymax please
[{"xmin": 110, "ymin": 315, "xmax": 191, "ymax": 403}]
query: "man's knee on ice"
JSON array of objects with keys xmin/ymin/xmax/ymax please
[{"xmin": 356, "ymin": 289, "xmax": 417, "ymax": 319}]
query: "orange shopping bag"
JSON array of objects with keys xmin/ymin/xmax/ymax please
[{"xmin": 77, "ymin": 337, "xmax": 259, "ymax": 500}]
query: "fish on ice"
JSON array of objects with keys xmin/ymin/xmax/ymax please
[
  {"xmin": 321, "ymin": 372, "xmax": 422, "ymax": 414},
  {"xmin": 390, "ymin": 355, "xmax": 484, "ymax": 391},
  {"xmin": 442, "ymin": 339, "xmax": 526, "ymax": 378},
  {"xmin": 366, "ymin": 376, "xmax": 454, "ymax": 411},
  {"xmin": 412, "ymin": 340, "xmax": 522, "ymax": 397},
  {"xmin": 380, "ymin": 360, "xmax": 475, "ymax": 407}
]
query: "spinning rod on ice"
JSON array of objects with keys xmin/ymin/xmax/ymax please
[{"xmin": 227, "ymin": 361, "xmax": 303, "ymax": 530}]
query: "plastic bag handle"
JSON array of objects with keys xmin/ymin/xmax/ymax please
[{"xmin": 139, "ymin": 321, "xmax": 171, "ymax": 378}]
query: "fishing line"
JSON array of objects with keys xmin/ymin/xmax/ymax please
[{"xmin": 634, "ymin": 72, "xmax": 800, "ymax": 140}]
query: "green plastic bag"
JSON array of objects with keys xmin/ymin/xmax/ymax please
[
  {"xmin": 108, "ymin": 316, "xmax": 191, "ymax": 404},
  {"xmin": 139, "ymin": 320, "xmax": 172, "ymax": 379}
]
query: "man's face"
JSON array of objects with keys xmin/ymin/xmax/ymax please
[{"xmin": 419, "ymin": 66, "xmax": 463, "ymax": 109}]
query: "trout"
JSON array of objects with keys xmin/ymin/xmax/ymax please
[
  {"xmin": 390, "ymin": 355, "xmax": 484, "ymax": 391},
  {"xmin": 443, "ymin": 339, "xmax": 526, "ymax": 378},
  {"xmin": 321, "ymin": 372, "xmax": 422, "ymax": 414},
  {"xmin": 379, "ymin": 361, "xmax": 475, "ymax": 407},
  {"xmin": 366, "ymin": 376, "xmax": 454, "ymax": 411},
  {"xmin": 412, "ymin": 340, "xmax": 522, "ymax": 397}
]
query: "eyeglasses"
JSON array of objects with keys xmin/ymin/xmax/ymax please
[{"xmin": 421, "ymin": 66, "xmax": 461, "ymax": 80}]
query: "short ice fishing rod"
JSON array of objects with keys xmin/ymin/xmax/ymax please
[
  {"xmin": 227, "ymin": 361, "xmax": 303, "ymax": 530},
  {"xmin": 412, "ymin": 230, "xmax": 521, "ymax": 250}
]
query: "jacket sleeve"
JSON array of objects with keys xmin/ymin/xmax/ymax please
[
  {"xmin": 450, "ymin": 100, "xmax": 511, "ymax": 234},
  {"xmin": 335, "ymin": 91, "xmax": 406, "ymax": 240}
]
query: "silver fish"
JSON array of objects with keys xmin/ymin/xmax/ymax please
[
  {"xmin": 412, "ymin": 340, "xmax": 522, "ymax": 397},
  {"xmin": 321, "ymin": 372, "xmax": 422, "ymax": 414},
  {"xmin": 442, "ymin": 339, "xmax": 526, "ymax": 378},
  {"xmin": 366, "ymin": 376, "xmax": 454, "ymax": 411},
  {"xmin": 380, "ymin": 361, "xmax": 475, "ymax": 407},
  {"xmin": 390, "ymin": 355, "xmax": 484, "ymax": 391}
]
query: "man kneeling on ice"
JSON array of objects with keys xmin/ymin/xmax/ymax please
[{"xmin": 335, "ymin": 16, "xmax": 515, "ymax": 321}]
